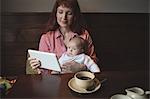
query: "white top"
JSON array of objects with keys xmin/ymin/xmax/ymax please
[{"xmin": 59, "ymin": 52, "xmax": 100, "ymax": 73}]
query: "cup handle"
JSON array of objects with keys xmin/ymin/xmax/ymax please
[{"xmin": 145, "ymin": 91, "xmax": 150, "ymax": 95}]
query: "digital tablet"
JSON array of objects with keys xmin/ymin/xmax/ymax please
[{"xmin": 28, "ymin": 49, "xmax": 61, "ymax": 72}]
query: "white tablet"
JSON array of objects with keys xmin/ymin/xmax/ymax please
[{"xmin": 28, "ymin": 49, "xmax": 61, "ymax": 72}]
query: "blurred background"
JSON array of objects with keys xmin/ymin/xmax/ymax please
[{"xmin": 1, "ymin": 0, "xmax": 149, "ymax": 75}]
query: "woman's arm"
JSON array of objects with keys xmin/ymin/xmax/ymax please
[
  {"xmin": 61, "ymin": 61, "xmax": 87, "ymax": 73},
  {"xmin": 80, "ymin": 30, "xmax": 98, "ymax": 63},
  {"xmin": 26, "ymin": 33, "xmax": 50, "ymax": 74},
  {"xmin": 58, "ymin": 53, "xmax": 87, "ymax": 73},
  {"xmin": 26, "ymin": 57, "xmax": 41, "ymax": 74},
  {"xmin": 39, "ymin": 33, "xmax": 50, "ymax": 52}
]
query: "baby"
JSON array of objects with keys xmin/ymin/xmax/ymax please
[{"xmin": 57, "ymin": 36, "xmax": 100, "ymax": 73}]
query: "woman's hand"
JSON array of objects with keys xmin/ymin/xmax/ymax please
[
  {"xmin": 28, "ymin": 57, "xmax": 41, "ymax": 70},
  {"xmin": 61, "ymin": 61, "xmax": 87, "ymax": 73}
]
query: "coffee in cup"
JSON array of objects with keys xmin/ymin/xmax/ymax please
[{"xmin": 74, "ymin": 71, "xmax": 95, "ymax": 89}]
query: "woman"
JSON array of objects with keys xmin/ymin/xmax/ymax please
[{"xmin": 28, "ymin": 0, "xmax": 99, "ymax": 74}]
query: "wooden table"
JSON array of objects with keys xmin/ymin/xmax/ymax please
[{"xmin": 3, "ymin": 70, "xmax": 149, "ymax": 99}]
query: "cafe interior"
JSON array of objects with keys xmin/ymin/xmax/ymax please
[{"xmin": 1, "ymin": 0, "xmax": 149, "ymax": 99}]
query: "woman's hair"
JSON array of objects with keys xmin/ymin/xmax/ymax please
[{"xmin": 45, "ymin": 0, "xmax": 86, "ymax": 34}]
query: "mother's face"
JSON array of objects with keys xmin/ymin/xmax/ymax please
[{"xmin": 56, "ymin": 5, "xmax": 74, "ymax": 28}]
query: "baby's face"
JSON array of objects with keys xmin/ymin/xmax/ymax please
[{"xmin": 66, "ymin": 40, "xmax": 82, "ymax": 56}]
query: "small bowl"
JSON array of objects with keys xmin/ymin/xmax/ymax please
[{"xmin": 110, "ymin": 94, "xmax": 132, "ymax": 99}]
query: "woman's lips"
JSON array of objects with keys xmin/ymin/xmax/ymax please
[{"xmin": 61, "ymin": 20, "xmax": 67, "ymax": 24}]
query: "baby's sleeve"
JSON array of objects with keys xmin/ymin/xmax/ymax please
[{"xmin": 84, "ymin": 55, "xmax": 100, "ymax": 73}]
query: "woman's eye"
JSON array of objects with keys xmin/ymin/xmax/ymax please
[
  {"xmin": 67, "ymin": 11, "xmax": 73, "ymax": 15},
  {"xmin": 58, "ymin": 10, "xmax": 63, "ymax": 14}
]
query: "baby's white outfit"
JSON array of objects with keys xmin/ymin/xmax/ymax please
[{"xmin": 59, "ymin": 52, "xmax": 100, "ymax": 73}]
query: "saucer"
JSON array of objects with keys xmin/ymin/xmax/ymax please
[{"xmin": 68, "ymin": 78, "xmax": 101, "ymax": 93}]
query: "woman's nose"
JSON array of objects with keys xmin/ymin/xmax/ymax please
[{"xmin": 62, "ymin": 13, "xmax": 67, "ymax": 20}]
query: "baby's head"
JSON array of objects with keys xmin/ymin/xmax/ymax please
[{"xmin": 66, "ymin": 37, "xmax": 86, "ymax": 56}]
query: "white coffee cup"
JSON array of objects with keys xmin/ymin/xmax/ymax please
[
  {"xmin": 74, "ymin": 71, "xmax": 95, "ymax": 89},
  {"xmin": 110, "ymin": 94, "xmax": 132, "ymax": 99}
]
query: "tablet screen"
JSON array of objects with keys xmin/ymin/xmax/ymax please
[{"xmin": 28, "ymin": 49, "xmax": 61, "ymax": 72}]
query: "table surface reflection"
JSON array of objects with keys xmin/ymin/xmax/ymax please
[{"xmin": 4, "ymin": 70, "xmax": 149, "ymax": 99}]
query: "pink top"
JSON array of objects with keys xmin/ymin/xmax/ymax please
[{"xmin": 39, "ymin": 29, "xmax": 97, "ymax": 62}]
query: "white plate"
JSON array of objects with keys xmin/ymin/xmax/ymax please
[{"xmin": 68, "ymin": 78, "xmax": 101, "ymax": 93}]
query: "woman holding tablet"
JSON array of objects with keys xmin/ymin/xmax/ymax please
[{"xmin": 27, "ymin": 0, "xmax": 99, "ymax": 74}]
